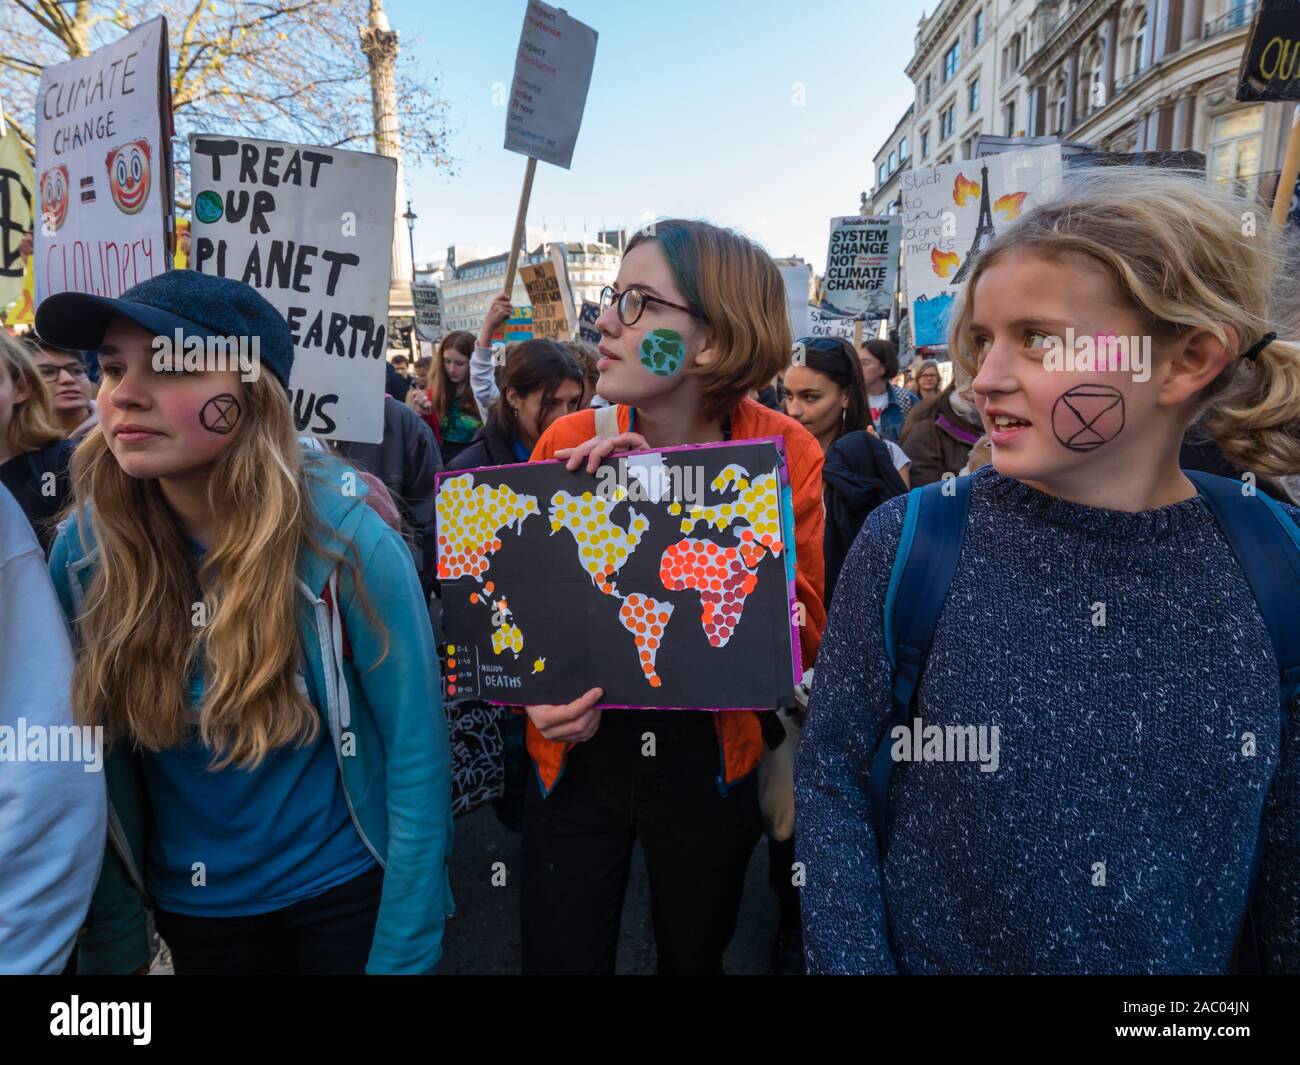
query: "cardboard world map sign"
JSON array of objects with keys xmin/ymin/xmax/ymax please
[{"xmin": 434, "ymin": 439, "xmax": 802, "ymax": 710}]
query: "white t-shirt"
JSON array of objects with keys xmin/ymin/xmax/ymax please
[
  {"xmin": 867, "ymin": 390, "xmax": 889, "ymax": 425},
  {"xmin": 883, "ymin": 439, "xmax": 910, "ymax": 472}
]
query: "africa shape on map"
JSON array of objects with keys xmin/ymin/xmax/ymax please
[{"xmin": 436, "ymin": 460, "xmax": 786, "ymax": 691}]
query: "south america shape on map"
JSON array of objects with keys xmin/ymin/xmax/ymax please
[{"xmin": 434, "ymin": 438, "xmax": 802, "ymax": 710}]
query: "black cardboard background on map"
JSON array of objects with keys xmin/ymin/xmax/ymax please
[{"xmin": 438, "ymin": 441, "xmax": 796, "ymax": 709}]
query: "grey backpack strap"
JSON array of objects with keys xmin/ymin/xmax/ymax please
[{"xmin": 593, "ymin": 404, "xmax": 621, "ymax": 440}]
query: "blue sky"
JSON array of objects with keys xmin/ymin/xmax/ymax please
[{"xmin": 389, "ymin": 0, "xmax": 931, "ymax": 273}]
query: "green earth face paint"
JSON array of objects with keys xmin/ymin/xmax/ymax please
[{"xmin": 640, "ymin": 329, "xmax": 685, "ymax": 377}]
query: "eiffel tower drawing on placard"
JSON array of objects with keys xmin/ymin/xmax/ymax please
[{"xmin": 952, "ymin": 162, "xmax": 994, "ymax": 284}]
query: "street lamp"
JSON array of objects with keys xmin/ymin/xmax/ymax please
[{"xmin": 403, "ymin": 200, "xmax": 417, "ymax": 271}]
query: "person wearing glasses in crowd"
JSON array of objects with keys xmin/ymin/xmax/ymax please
[
  {"xmin": 26, "ymin": 339, "xmax": 99, "ymax": 442},
  {"xmin": 910, "ymin": 358, "xmax": 942, "ymax": 402},
  {"xmin": 517, "ymin": 219, "xmax": 826, "ymax": 975}
]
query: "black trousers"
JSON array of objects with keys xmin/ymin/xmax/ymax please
[
  {"xmin": 154, "ymin": 865, "xmax": 383, "ymax": 975},
  {"xmin": 521, "ymin": 709, "xmax": 762, "ymax": 975}
]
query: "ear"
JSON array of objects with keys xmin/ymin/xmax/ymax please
[
  {"xmin": 1156, "ymin": 326, "xmax": 1237, "ymax": 407},
  {"xmin": 691, "ymin": 324, "xmax": 719, "ymax": 369},
  {"xmin": 504, "ymin": 386, "xmax": 520, "ymax": 410},
  {"xmin": 12, "ymin": 374, "xmax": 30, "ymax": 405}
]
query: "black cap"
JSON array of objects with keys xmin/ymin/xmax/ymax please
[{"xmin": 34, "ymin": 269, "xmax": 294, "ymax": 388}]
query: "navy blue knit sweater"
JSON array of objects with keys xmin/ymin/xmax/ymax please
[{"xmin": 795, "ymin": 465, "xmax": 1300, "ymax": 974}]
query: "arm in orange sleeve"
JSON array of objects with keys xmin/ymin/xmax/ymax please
[{"xmin": 789, "ymin": 436, "xmax": 826, "ymax": 666}]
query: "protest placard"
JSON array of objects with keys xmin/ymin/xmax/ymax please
[
  {"xmin": 548, "ymin": 241, "xmax": 578, "ymax": 334},
  {"xmin": 1237, "ymin": 0, "xmax": 1300, "ymax": 101},
  {"xmin": 779, "ymin": 263, "xmax": 812, "ymax": 338},
  {"xmin": 491, "ymin": 305, "xmax": 535, "ymax": 344},
  {"xmin": 822, "ymin": 216, "xmax": 899, "ymax": 321},
  {"xmin": 808, "ymin": 305, "xmax": 857, "ymax": 341},
  {"xmin": 189, "ymin": 134, "xmax": 396, "ymax": 444},
  {"xmin": 501, "ymin": 2, "xmax": 599, "ymax": 294},
  {"xmin": 0, "ymin": 120, "xmax": 34, "ymax": 311},
  {"xmin": 435, "ymin": 438, "xmax": 801, "ymax": 709},
  {"xmin": 504, "ymin": 1, "xmax": 598, "ymax": 170},
  {"xmin": 34, "ymin": 17, "xmax": 171, "ymax": 304},
  {"xmin": 902, "ymin": 144, "xmax": 1062, "ymax": 348},
  {"xmin": 578, "ymin": 299, "xmax": 601, "ymax": 344},
  {"xmin": 520, "ymin": 259, "xmax": 570, "ymax": 340},
  {"xmin": 412, "ymin": 281, "xmax": 444, "ymax": 342}
]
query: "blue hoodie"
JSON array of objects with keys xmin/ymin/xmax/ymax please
[{"xmin": 47, "ymin": 453, "xmax": 454, "ymax": 974}]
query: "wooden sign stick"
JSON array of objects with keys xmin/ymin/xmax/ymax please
[
  {"xmin": 503, "ymin": 156, "xmax": 538, "ymax": 294},
  {"xmin": 1272, "ymin": 105, "xmax": 1300, "ymax": 227}
]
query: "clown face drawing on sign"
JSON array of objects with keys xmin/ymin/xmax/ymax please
[
  {"xmin": 40, "ymin": 165, "xmax": 69, "ymax": 231},
  {"xmin": 106, "ymin": 139, "xmax": 152, "ymax": 215}
]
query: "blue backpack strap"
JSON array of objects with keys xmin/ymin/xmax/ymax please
[
  {"xmin": 1184, "ymin": 469, "xmax": 1300, "ymax": 974},
  {"xmin": 1184, "ymin": 471, "xmax": 1300, "ymax": 716},
  {"xmin": 870, "ymin": 475, "xmax": 972, "ymax": 847}
]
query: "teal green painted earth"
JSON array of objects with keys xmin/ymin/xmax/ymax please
[
  {"xmin": 639, "ymin": 329, "xmax": 685, "ymax": 377},
  {"xmin": 195, "ymin": 190, "xmax": 223, "ymax": 224}
]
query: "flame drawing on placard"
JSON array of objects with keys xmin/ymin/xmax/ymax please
[
  {"xmin": 931, "ymin": 247, "xmax": 960, "ymax": 278},
  {"xmin": 953, "ymin": 172, "xmax": 981, "ymax": 206},
  {"xmin": 994, "ymin": 191, "xmax": 1029, "ymax": 220}
]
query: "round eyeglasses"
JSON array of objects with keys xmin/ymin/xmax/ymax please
[{"xmin": 599, "ymin": 285, "xmax": 706, "ymax": 328}]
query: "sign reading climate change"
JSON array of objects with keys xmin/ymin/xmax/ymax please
[
  {"xmin": 504, "ymin": 1, "xmax": 598, "ymax": 169},
  {"xmin": 34, "ymin": 17, "xmax": 171, "ymax": 303},
  {"xmin": 902, "ymin": 144, "xmax": 1062, "ymax": 348},
  {"xmin": 189, "ymin": 134, "xmax": 396, "ymax": 444},
  {"xmin": 822, "ymin": 216, "xmax": 899, "ymax": 321},
  {"xmin": 435, "ymin": 439, "xmax": 802, "ymax": 709}
]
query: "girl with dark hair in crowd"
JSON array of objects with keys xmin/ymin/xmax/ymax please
[
  {"xmin": 445, "ymin": 339, "xmax": 584, "ymax": 471},
  {"xmin": 858, "ymin": 338, "xmax": 918, "ymax": 443},
  {"xmin": 784, "ymin": 336, "xmax": 908, "ymax": 609}
]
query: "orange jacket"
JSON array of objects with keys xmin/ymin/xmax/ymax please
[{"xmin": 526, "ymin": 398, "xmax": 826, "ymax": 795}]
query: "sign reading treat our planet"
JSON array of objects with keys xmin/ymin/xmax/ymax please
[{"xmin": 434, "ymin": 439, "xmax": 803, "ymax": 709}]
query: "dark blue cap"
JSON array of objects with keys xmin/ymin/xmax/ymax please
[{"xmin": 34, "ymin": 269, "xmax": 294, "ymax": 388}]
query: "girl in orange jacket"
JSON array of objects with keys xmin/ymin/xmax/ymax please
[{"xmin": 520, "ymin": 219, "xmax": 825, "ymax": 974}]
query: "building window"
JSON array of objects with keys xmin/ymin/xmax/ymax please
[
  {"xmin": 940, "ymin": 102, "xmax": 955, "ymax": 140},
  {"xmin": 1011, "ymin": 33, "xmax": 1021, "ymax": 72},
  {"xmin": 921, "ymin": 127, "xmax": 930, "ymax": 158},
  {"xmin": 944, "ymin": 40, "xmax": 961, "ymax": 82},
  {"xmin": 923, "ymin": 74, "xmax": 932, "ymax": 105},
  {"xmin": 1208, "ymin": 106, "xmax": 1265, "ymax": 185},
  {"xmin": 899, "ymin": 136, "xmax": 908, "ymax": 162},
  {"xmin": 973, "ymin": 9, "xmax": 984, "ymax": 47},
  {"xmin": 878, "ymin": 162, "xmax": 886, "ymax": 185},
  {"xmin": 1133, "ymin": 13, "xmax": 1147, "ymax": 74},
  {"xmin": 969, "ymin": 76, "xmax": 980, "ymax": 113},
  {"xmin": 1004, "ymin": 100, "xmax": 1017, "ymax": 137}
]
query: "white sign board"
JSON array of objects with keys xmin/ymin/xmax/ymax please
[
  {"xmin": 779, "ymin": 263, "xmax": 812, "ymax": 338},
  {"xmin": 189, "ymin": 134, "xmax": 396, "ymax": 444},
  {"xmin": 504, "ymin": 1, "xmax": 598, "ymax": 169},
  {"xmin": 412, "ymin": 282, "xmax": 443, "ymax": 342},
  {"xmin": 822, "ymin": 215, "xmax": 899, "ymax": 321},
  {"xmin": 901, "ymin": 144, "xmax": 1062, "ymax": 348},
  {"xmin": 808, "ymin": 306, "xmax": 857, "ymax": 340},
  {"xmin": 35, "ymin": 17, "xmax": 171, "ymax": 303}
]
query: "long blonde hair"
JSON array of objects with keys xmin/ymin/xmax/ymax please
[
  {"xmin": 948, "ymin": 167, "xmax": 1300, "ymax": 477},
  {"xmin": 0, "ymin": 332, "xmax": 64, "ymax": 454},
  {"xmin": 69, "ymin": 373, "xmax": 384, "ymax": 769}
]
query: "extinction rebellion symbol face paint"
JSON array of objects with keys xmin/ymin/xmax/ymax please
[
  {"xmin": 1051, "ymin": 384, "xmax": 1125, "ymax": 452},
  {"xmin": 199, "ymin": 394, "xmax": 241, "ymax": 435},
  {"xmin": 639, "ymin": 329, "xmax": 685, "ymax": 377}
]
